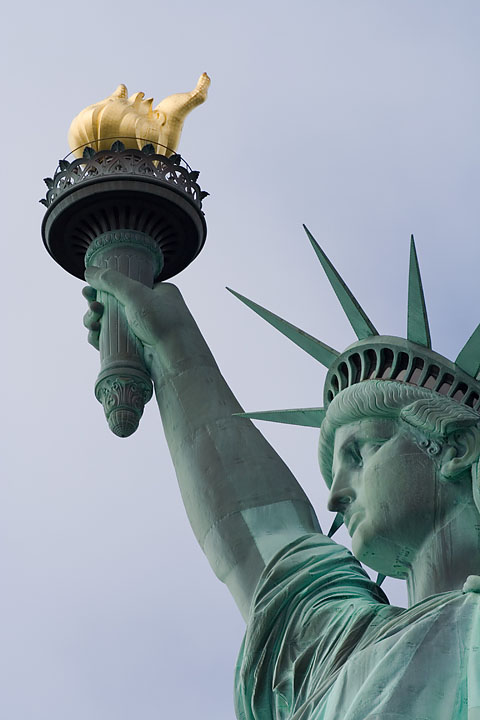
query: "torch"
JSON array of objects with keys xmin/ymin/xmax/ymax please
[{"xmin": 41, "ymin": 75, "xmax": 210, "ymax": 437}]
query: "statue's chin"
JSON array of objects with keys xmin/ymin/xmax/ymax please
[{"xmin": 351, "ymin": 527, "xmax": 410, "ymax": 580}]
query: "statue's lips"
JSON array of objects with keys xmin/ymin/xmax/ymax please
[{"xmin": 345, "ymin": 511, "xmax": 362, "ymax": 536}]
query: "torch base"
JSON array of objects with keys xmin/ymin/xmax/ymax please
[{"xmin": 95, "ymin": 372, "xmax": 153, "ymax": 438}]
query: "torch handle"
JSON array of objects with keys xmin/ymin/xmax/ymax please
[{"xmin": 85, "ymin": 231, "xmax": 163, "ymax": 437}]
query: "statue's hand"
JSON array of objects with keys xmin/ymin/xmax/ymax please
[
  {"xmin": 82, "ymin": 284, "xmax": 104, "ymax": 350},
  {"xmin": 83, "ymin": 266, "xmax": 184, "ymax": 351}
]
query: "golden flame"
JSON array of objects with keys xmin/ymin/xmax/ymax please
[{"xmin": 68, "ymin": 73, "xmax": 210, "ymax": 158}]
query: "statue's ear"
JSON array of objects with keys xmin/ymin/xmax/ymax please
[{"xmin": 440, "ymin": 426, "xmax": 480, "ymax": 480}]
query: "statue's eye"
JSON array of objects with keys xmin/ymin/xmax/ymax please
[
  {"xmin": 366, "ymin": 439, "xmax": 389, "ymax": 455},
  {"xmin": 345, "ymin": 443, "xmax": 363, "ymax": 467}
]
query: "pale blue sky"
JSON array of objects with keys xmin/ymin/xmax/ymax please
[{"xmin": 1, "ymin": 1, "xmax": 480, "ymax": 717}]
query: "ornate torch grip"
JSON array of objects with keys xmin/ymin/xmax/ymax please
[
  {"xmin": 85, "ymin": 230, "xmax": 164, "ymax": 438},
  {"xmin": 41, "ymin": 143, "xmax": 208, "ymax": 438}
]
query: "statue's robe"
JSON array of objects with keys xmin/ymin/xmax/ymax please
[{"xmin": 235, "ymin": 535, "xmax": 480, "ymax": 720}]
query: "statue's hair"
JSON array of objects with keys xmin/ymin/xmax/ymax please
[{"xmin": 319, "ymin": 380, "xmax": 480, "ymax": 486}]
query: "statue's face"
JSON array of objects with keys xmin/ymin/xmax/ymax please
[{"xmin": 329, "ymin": 417, "xmax": 452, "ymax": 577}]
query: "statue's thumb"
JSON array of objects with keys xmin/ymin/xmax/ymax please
[{"xmin": 84, "ymin": 266, "xmax": 141, "ymax": 307}]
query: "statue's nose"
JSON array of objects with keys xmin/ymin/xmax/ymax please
[{"xmin": 327, "ymin": 471, "xmax": 356, "ymax": 513}]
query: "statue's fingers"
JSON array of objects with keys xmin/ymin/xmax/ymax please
[
  {"xmin": 89, "ymin": 300, "xmax": 104, "ymax": 319},
  {"xmin": 83, "ymin": 304, "xmax": 103, "ymax": 330},
  {"xmin": 82, "ymin": 285, "xmax": 97, "ymax": 302},
  {"xmin": 85, "ymin": 267, "xmax": 149, "ymax": 307},
  {"xmin": 87, "ymin": 328, "xmax": 100, "ymax": 350}
]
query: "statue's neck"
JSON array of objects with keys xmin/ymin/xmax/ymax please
[{"xmin": 406, "ymin": 503, "xmax": 480, "ymax": 605}]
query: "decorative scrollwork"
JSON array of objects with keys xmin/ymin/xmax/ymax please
[
  {"xmin": 84, "ymin": 230, "xmax": 164, "ymax": 276},
  {"xmin": 417, "ymin": 437, "xmax": 442, "ymax": 457},
  {"xmin": 97, "ymin": 375, "xmax": 152, "ymax": 410},
  {"xmin": 95, "ymin": 375, "xmax": 153, "ymax": 438},
  {"xmin": 40, "ymin": 143, "xmax": 208, "ymax": 210}
]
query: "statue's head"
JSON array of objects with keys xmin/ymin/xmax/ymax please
[
  {"xmin": 319, "ymin": 380, "xmax": 480, "ymax": 577},
  {"xmin": 231, "ymin": 229, "xmax": 480, "ymax": 580}
]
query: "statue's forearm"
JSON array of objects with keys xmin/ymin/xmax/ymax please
[{"xmin": 147, "ymin": 298, "xmax": 321, "ymax": 618}]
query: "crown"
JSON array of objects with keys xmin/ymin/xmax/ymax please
[
  {"xmin": 228, "ymin": 228, "xmax": 480, "ymax": 554},
  {"xmin": 229, "ymin": 227, "xmax": 480, "ymax": 427}
]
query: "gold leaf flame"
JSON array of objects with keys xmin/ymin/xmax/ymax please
[{"xmin": 68, "ymin": 73, "xmax": 210, "ymax": 158}]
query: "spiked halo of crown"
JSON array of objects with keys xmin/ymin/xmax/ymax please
[{"xmin": 228, "ymin": 228, "xmax": 480, "ymax": 564}]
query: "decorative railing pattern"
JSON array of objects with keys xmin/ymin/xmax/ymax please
[
  {"xmin": 325, "ymin": 338, "xmax": 480, "ymax": 413},
  {"xmin": 41, "ymin": 141, "xmax": 208, "ymax": 209}
]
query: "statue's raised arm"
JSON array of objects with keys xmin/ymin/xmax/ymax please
[{"xmin": 83, "ymin": 268, "xmax": 322, "ymax": 618}]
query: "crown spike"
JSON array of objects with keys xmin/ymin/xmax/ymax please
[
  {"xmin": 407, "ymin": 235, "xmax": 431, "ymax": 348},
  {"xmin": 328, "ymin": 513, "xmax": 344, "ymax": 537},
  {"xmin": 235, "ymin": 407, "xmax": 326, "ymax": 428},
  {"xmin": 227, "ymin": 288, "xmax": 339, "ymax": 368},
  {"xmin": 376, "ymin": 573, "xmax": 386, "ymax": 586},
  {"xmin": 455, "ymin": 323, "xmax": 480, "ymax": 377},
  {"xmin": 303, "ymin": 225, "xmax": 378, "ymax": 340}
]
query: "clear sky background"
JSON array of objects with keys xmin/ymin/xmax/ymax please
[{"xmin": 1, "ymin": 1, "xmax": 480, "ymax": 718}]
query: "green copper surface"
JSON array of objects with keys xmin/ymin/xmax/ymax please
[
  {"xmin": 226, "ymin": 288, "xmax": 339, "ymax": 368},
  {"xmin": 327, "ymin": 511, "xmax": 343, "ymax": 537},
  {"xmin": 407, "ymin": 235, "xmax": 431, "ymax": 347},
  {"xmin": 304, "ymin": 225, "xmax": 378, "ymax": 340},
  {"xmin": 456, "ymin": 322, "xmax": 480, "ymax": 376},
  {"xmin": 84, "ymin": 229, "xmax": 162, "ymax": 437},
  {"xmin": 236, "ymin": 407, "xmax": 326, "ymax": 427}
]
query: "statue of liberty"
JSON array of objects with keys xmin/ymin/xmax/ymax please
[{"xmin": 82, "ymin": 228, "xmax": 480, "ymax": 720}]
